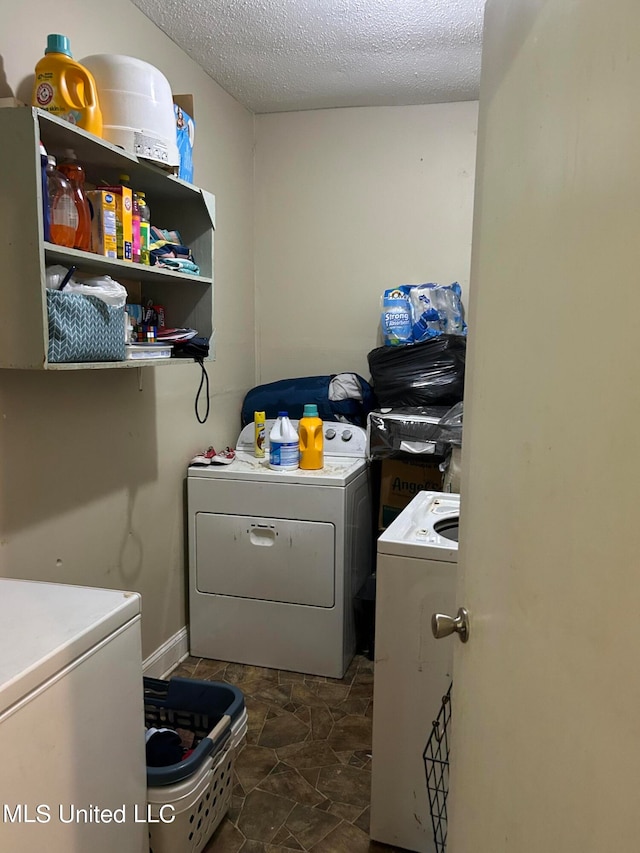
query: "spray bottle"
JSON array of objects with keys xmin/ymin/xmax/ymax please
[{"xmin": 254, "ymin": 411, "xmax": 266, "ymax": 458}]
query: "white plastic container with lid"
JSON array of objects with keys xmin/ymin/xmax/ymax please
[
  {"xmin": 80, "ymin": 54, "xmax": 180, "ymax": 168},
  {"xmin": 269, "ymin": 412, "xmax": 299, "ymax": 471}
]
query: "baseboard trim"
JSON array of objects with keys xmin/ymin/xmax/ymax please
[{"xmin": 143, "ymin": 626, "xmax": 189, "ymax": 679}]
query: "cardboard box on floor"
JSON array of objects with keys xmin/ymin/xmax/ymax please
[{"xmin": 379, "ymin": 456, "xmax": 444, "ymax": 529}]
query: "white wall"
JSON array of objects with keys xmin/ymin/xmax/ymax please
[
  {"xmin": 254, "ymin": 102, "xmax": 478, "ymax": 382},
  {"xmin": 0, "ymin": 5, "xmax": 255, "ymax": 657}
]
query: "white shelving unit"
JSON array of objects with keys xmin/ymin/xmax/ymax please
[{"xmin": 0, "ymin": 106, "xmax": 215, "ymax": 369}]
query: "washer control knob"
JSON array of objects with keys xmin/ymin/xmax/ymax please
[
  {"xmin": 341, "ymin": 430, "xmax": 353, "ymax": 442},
  {"xmin": 325, "ymin": 428, "xmax": 336, "ymax": 440}
]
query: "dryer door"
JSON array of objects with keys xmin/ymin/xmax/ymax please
[{"xmin": 195, "ymin": 513, "xmax": 335, "ymax": 607}]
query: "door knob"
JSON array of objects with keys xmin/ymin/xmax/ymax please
[{"xmin": 431, "ymin": 607, "xmax": 470, "ymax": 643}]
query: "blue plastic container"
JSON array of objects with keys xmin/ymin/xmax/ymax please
[{"xmin": 143, "ymin": 676, "xmax": 245, "ymax": 787}]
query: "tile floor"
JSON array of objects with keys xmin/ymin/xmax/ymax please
[{"xmin": 169, "ymin": 654, "xmax": 404, "ymax": 853}]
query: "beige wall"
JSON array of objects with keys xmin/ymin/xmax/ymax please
[
  {"xmin": 0, "ymin": 12, "xmax": 478, "ymax": 661},
  {"xmin": 254, "ymin": 102, "xmax": 478, "ymax": 382},
  {"xmin": 0, "ymin": 4, "xmax": 255, "ymax": 657}
]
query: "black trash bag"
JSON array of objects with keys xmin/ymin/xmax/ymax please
[{"xmin": 367, "ymin": 335, "xmax": 466, "ymax": 408}]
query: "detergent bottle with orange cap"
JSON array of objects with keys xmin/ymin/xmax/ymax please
[{"xmin": 32, "ymin": 35, "xmax": 103, "ymax": 137}]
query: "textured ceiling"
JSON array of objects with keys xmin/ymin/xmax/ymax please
[{"xmin": 130, "ymin": 0, "xmax": 485, "ymax": 114}]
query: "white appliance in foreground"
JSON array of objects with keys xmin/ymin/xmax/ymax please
[
  {"xmin": 371, "ymin": 491, "xmax": 459, "ymax": 853},
  {"xmin": 0, "ymin": 579, "xmax": 147, "ymax": 853},
  {"xmin": 188, "ymin": 420, "xmax": 372, "ymax": 678}
]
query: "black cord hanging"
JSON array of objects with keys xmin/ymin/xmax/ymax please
[{"xmin": 194, "ymin": 358, "xmax": 210, "ymax": 423}]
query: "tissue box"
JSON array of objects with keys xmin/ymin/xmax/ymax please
[{"xmin": 174, "ymin": 95, "xmax": 195, "ymax": 183}]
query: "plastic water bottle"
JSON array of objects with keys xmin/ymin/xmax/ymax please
[
  {"xmin": 269, "ymin": 412, "xmax": 299, "ymax": 471},
  {"xmin": 45, "ymin": 155, "xmax": 78, "ymax": 248},
  {"xmin": 299, "ymin": 404, "xmax": 324, "ymax": 470}
]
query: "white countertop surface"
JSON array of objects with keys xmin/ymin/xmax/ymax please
[{"xmin": 0, "ymin": 579, "xmax": 140, "ymax": 715}]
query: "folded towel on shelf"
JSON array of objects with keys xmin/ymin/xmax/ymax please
[
  {"xmin": 149, "ymin": 226, "xmax": 200, "ymax": 274},
  {"xmin": 150, "ymin": 226, "xmax": 183, "ymax": 245},
  {"xmin": 153, "ymin": 257, "xmax": 201, "ymax": 275}
]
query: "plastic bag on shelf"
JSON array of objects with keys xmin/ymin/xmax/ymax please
[
  {"xmin": 45, "ymin": 265, "xmax": 127, "ymax": 308},
  {"xmin": 367, "ymin": 335, "xmax": 466, "ymax": 408}
]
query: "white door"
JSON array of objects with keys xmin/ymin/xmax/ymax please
[{"xmin": 447, "ymin": 1, "xmax": 640, "ymax": 850}]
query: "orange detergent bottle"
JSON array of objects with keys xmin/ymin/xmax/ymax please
[
  {"xmin": 58, "ymin": 150, "xmax": 91, "ymax": 251},
  {"xmin": 45, "ymin": 155, "xmax": 77, "ymax": 248},
  {"xmin": 32, "ymin": 35, "xmax": 103, "ymax": 137},
  {"xmin": 299, "ymin": 404, "xmax": 324, "ymax": 470}
]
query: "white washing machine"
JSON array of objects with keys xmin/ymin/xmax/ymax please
[
  {"xmin": 187, "ymin": 420, "xmax": 372, "ymax": 679},
  {"xmin": 370, "ymin": 490, "xmax": 459, "ymax": 853}
]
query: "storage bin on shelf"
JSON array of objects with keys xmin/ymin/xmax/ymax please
[
  {"xmin": 47, "ymin": 290, "xmax": 126, "ymax": 363},
  {"xmin": 143, "ymin": 676, "xmax": 247, "ymax": 853}
]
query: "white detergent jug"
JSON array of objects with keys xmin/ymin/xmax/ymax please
[{"xmin": 269, "ymin": 412, "xmax": 299, "ymax": 471}]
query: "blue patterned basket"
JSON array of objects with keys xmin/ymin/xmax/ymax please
[{"xmin": 47, "ymin": 290, "xmax": 126, "ymax": 363}]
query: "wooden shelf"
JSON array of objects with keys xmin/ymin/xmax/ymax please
[
  {"xmin": 45, "ymin": 358, "xmax": 199, "ymax": 370},
  {"xmin": 37, "ymin": 109, "xmax": 200, "ymax": 202},
  {"xmin": 44, "ymin": 244, "xmax": 212, "ymax": 286},
  {"xmin": 0, "ymin": 106, "xmax": 215, "ymax": 370}
]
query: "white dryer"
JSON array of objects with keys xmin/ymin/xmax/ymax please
[
  {"xmin": 370, "ymin": 490, "xmax": 459, "ymax": 853},
  {"xmin": 187, "ymin": 421, "xmax": 372, "ymax": 678}
]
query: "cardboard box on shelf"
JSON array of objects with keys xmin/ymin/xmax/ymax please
[
  {"xmin": 98, "ymin": 183, "xmax": 132, "ymax": 261},
  {"xmin": 379, "ymin": 456, "xmax": 444, "ymax": 529},
  {"xmin": 86, "ymin": 190, "xmax": 117, "ymax": 258}
]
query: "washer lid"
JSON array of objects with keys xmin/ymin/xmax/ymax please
[
  {"xmin": 0, "ymin": 579, "xmax": 140, "ymax": 716},
  {"xmin": 377, "ymin": 490, "xmax": 460, "ymax": 561}
]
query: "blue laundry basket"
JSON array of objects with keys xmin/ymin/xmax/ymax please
[{"xmin": 143, "ymin": 676, "xmax": 247, "ymax": 853}]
